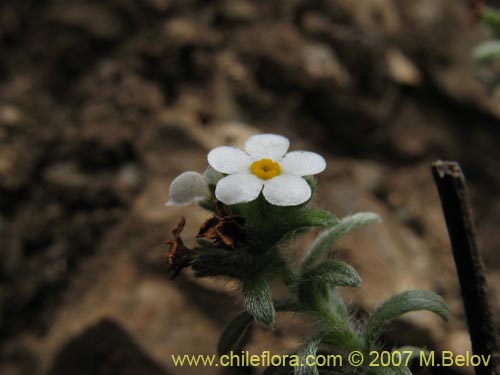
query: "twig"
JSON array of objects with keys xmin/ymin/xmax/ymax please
[{"xmin": 431, "ymin": 161, "xmax": 499, "ymax": 375}]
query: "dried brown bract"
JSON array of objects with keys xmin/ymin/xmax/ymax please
[
  {"xmin": 165, "ymin": 217, "xmax": 194, "ymax": 279},
  {"xmin": 197, "ymin": 210, "xmax": 247, "ymax": 249}
]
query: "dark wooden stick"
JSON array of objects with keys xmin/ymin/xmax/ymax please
[{"xmin": 431, "ymin": 161, "xmax": 500, "ymax": 375}]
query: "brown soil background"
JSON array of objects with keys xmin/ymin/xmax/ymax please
[{"xmin": 1, "ymin": 1, "xmax": 500, "ymax": 374}]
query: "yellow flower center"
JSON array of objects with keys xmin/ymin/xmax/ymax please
[{"xmin": 250, "ymin": 158, "xmax": 281, "ymax": 180}]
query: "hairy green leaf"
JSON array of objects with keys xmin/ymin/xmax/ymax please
[
  {"xmin": 321, "ymin": 328, "xmax": 359, "ymax": 351},
  {"xmin": 363, "ymin": 290, "xmax": 450, "ymax": 345},
  {"xmin": 482, "ymin": 7, "xmax": 500, "ymax": 38},
  {"xmin": 192, "ymin": 248, "xmax": 241, "ymax": 278},
  {"xmin": 242, "ymin": 277, "xmax": 275, "ymax": 325},
  {"xmin": 329, "ymin": 289, "xmax": 350, "ymax": 321},
  {"xmin": 295, "ymin": 333, "xmax": 326, "ymax": 375},
  {"xmin": 473, "ymin": 40, "xmax": 500, "ymax": 63},
  {"xmin": 294, "ymin": 209, "xmax": 339, "ymax": 228},
  {"xmin": 301, "ymin": 260, "xmax": 361, "ymax": 288},
  {"xmin": 301, "ymin": 212, "xmax": 381, "ymax": 271},
  {"xmin": 217, "ymin": 311, "xmax": 253, "ymax": 356},
  {"xmin": 298, "ymin": 279, "xmax": 331, "ymax": 309}
]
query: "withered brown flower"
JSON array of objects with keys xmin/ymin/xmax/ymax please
[
  {"xmin": 197, "ymin": 208, "xmax": 247, "ymax": 249},
  {"xmin": 165, "ymin": 217, "xmax": 194, "ymax": 280}
]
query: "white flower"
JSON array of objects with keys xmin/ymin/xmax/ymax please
[
  {"xmin": 207, "ymin": 134, "xmax": 326, "ymax": 206},
  {"xmin": 166, "ymin": 166, "xmax": 223, "ymax": 206}
]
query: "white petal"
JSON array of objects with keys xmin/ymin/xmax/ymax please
[
  {"xmin": 244, "ymin": 134, "xmax": 290, "ymax": 160},
  {"xmin": 166, "ymin": 171, "xmax": 209, "ymax": 206},
  {"xmin": 208, "ymin": 146, "xmax": 252, "ymax": 174},
  {"xmin": 280, "ymin": 151, "xmax": 326, "ymax": 176},
  {"xmin": 262, "ymin": 174, "xmax": 311, "ymax": 206},
  {"xmin": 215, "ymin": 173, "xmax": 263, "ymax": 205},
  {"xmin": 203, "ymin": 165, "xmax": 224, "ymax": 185}
]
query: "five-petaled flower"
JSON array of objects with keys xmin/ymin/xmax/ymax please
[{"xmin": 207, "ymin": 134, "xmax": 326, "ymax": 206}]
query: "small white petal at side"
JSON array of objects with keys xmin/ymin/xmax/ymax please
[
  {"xmin": 280, "ymin": 151, "xmax": 326, "ymax": 176},
  {"xmin": 208, "ymin": 146, "xmax": 252, "ymax": 174},
  {"xmin": 244, "ymin": 134, "xmax": 290, "ymax": 160},
  {"xmin": 166, "ymin": 171, "xmax": 209, "ymax": 206},
  {"xmin": 215, "ymin": 173, "xmax": 263, "ymax": 205},
  {"xmin": 203, "ymin": 165, "xmax": 224, "ymax": 185},
  {"xmin": 262, "ymin": 174, "xmax": 311, "ymax": 206}
]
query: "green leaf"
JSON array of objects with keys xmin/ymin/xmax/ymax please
[
  {"xmin": 482, "ymin": 7, "xmax": 500, "ymax": 38},
  {"xmin": 363, "ymin": 290, "xmax": 450, "ymax": 345},
  {"xmin": 473, "ymin": 40, "xmax": 500, "ymax": 63},
  {"xmin": 301, "ymin": 212, "xmax": 381, "ymax": 271},
  {"xmin": 301, "ymin": 260, "xmax": 361, "ymax": 288},
  {"xmin": 192, "ymin": 248, "xmax": 240, "ymax": 278},
  {"xmin": 298, "ymin": 279, "xmax": 331, "ymax": 309},
  {"xmin": 321, "ymin": 328, "xmax": 358, "ymax": 351},
  {"xmin": 295, "ymin": 209, "xmax": 339, "ymax": 228},
  {"xmin": 242, "ymin": 277, "xmax": 276, "ymax": 325},
  {"xmin": 295, "ymin": 333, "xmax": 326, "ymax": 375},
  {"xmin": 329, "ymin": 289, "xmax": 350, "ymax": 321},
  {"xmin": 486, "ymin": 74, "xmax": 500, "ymax": 92},
  {"xmin": 217, "ymin": 311, "xmax": 253, "ymax": 356},
  {"xmin": 218, "ymin": 300, "xmax": 304, "ymax": 356},
  {"xmin": 298, "ymin": 262, "xmax": 358, "ymax": 324}
]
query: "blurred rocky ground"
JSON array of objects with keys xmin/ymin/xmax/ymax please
[{"xmin": 1, "ymin": 0, "xmax": 499, "ymax": 374}]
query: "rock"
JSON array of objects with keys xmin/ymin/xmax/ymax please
[
  {"xmin": 386, "ymin": 48, "xmax": 421, "ymax": 86},
  {"xmin": 204, "ymin": 121, "xmax": 257, "ymax": 150},
  {"xmin": 0, "ymin": 101, "xmax": 46, "ymax": 191},
  {"xmin": 114, "ymin": 164, "xmax": 144, "ymax": 201},
  {"xmin": 429, "ymin": 58, "xmax": 500, "ymax": 119},
  {"xmin": 217, "ymin": 0, "xmax": 258, "ymax": 23},
  {"xmin": 44, "ymin": 162, "xmax": 89, "ymax": 189},
  {"xmin": 49, "ymin": 4, "xmax": 123, "ymax": 39},
  {"xmin": 142, "ymin": 0, "xmax": 172, "ymax": 12},
  {"xmin": 0, "ymin": 345, "xmax": 38, "ymax": 375},
  {"xmin": 162, "ymin": 18, "xmax": 218, "ymax": 47},
  {"xmin": 0, "ymin": 216, "xmax": 14, "ymax": 278},
  {"xmin": 0, "ymin": 104, "xmax": 25, "ymax": 128},
  {"xmin": 0, "ymin": 145, "xmax": 16, "ymax": 186},
  {"xmin": 48, "ymin": 319, "xmax": 169, "ymax": 375},
  {"xmin": 233, "ymin": 23, "xmax": 350, "ymax": 90},
  {"xmin": 325, "ymin": 0, "xmax": 402, "ymax": 36},
  {"xmin": 383, "ymin": 100, "xmax": 456, "ymax": 160},
  {"xmin": 301, "ymin": 12, "xmax": 335, "ymax": 37},
  {"xmin": 302, "ymin": 43, "xmax": 351, "ymax": 86}
]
